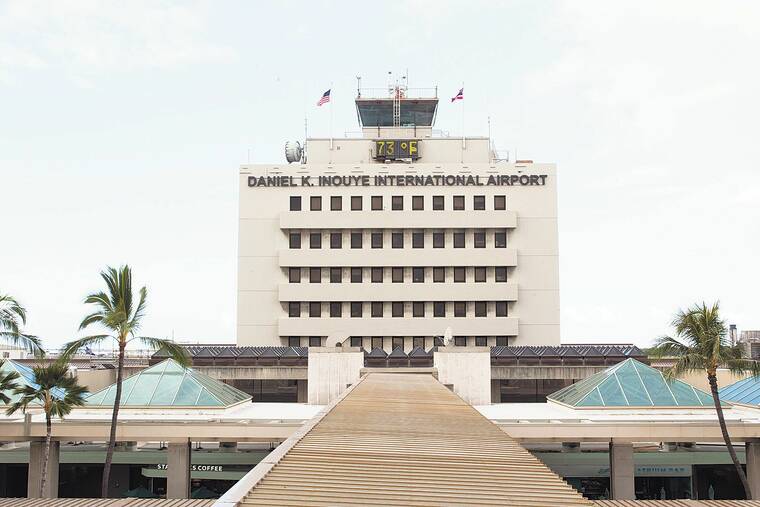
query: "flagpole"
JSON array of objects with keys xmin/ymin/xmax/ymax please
[
  {"xmin": 329, "ymin": 82, "xmax": 334, "ymax": 152},
  {"xmin": 461, "ymin": 81, "xmax": 465, "ymax": 159}
]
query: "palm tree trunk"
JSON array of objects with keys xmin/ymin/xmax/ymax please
[
  {"xmin": 39, "ymin": 413, "xmax": 51, "ymax": 497},
  {"xmin": 101, "ymin": 342, "xmax": 125, "ymax": 498},
  {"xmin": 708, "ymin": 373, "xmax": 752, "ymax": 499}
]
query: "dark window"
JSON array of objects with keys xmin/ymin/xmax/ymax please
[
  {"xmin": 330, "ymin": 232, "xmax": 342, "ymax": 249},
  {"xmin": 454, "ymin": 267, "xmax": 466, "ymax": 283},
  {"xmin": 330, "ymin": 196, "xmax": 342, "ymax": 211},
  {"xmin": 371, "ymin": 302, "xmax": 383, "ymax": 317},
  {"xmin": 453, "ymin": 195, "xmax": 465, "ymax": 210},
  {"xmin": 495, "ymin": 267, "xmax": 508, "ymax": 282},
  {"xmin": 474, "ymin": 230, "xmax": 486, "ymax": 248},
  {"xmin": 288, "ymin": 336, "xmax": 300, "ymax": 346},
  {"xmin": 392, "ymin": 267, "xmax": 404, "ymax": 283},
  {"xmin": 413, "ymin": 336, "xmax": 425, "ymax": 349},
  {"xmin": 351, "ymin": 196, "xmax": 362, "ymax": 211},
  {"xmin": 496, "ymin": 302, "xmax": 508, "ymax": 317},
  {"xmin": 454, "ymin": 302, "xmax": 466, "ymax": 317},
  {"xmin": 372, "ymin": 336, "xmax": 383, "ymax": 349},
  {"xmin": 350, "ymin": 302, "xmax": 363, "ymax": 317},
  {"xmin": 474, "ymin": 195, "xmax": 485, "ymax": 210},
  {"xmin": 496, "ymin": 336, "xmax": 508, "ymax": 346},
  {"xmin": 475, "ymin": 302, "xmax": 487, "ymax": 317},
  {"xmin": 391, "ymin": 196, "xmax": 403, "ymax": 210},
  {"xmin": 433, "ymin": 232, "xmax": 444, "ymax": 248},
  {"xmin": 289, "ymin": 196, "xmax": 301, "ymax": 211},
  {"xmin": 330, "ymin": 267, "xmax": 342, "ymax": 283},
  {"xmin": 289, "ymin": 268, "xmax": 301, "ymax": 283},
  {"xmin": 310, "ymin": 196, "xmax": 322, "ymax": 211},
  {"xmin": 434, "ymin": 302, "xmax": 445, "ymax": 317},
  {"xmin": 412, "ymin": 267, "xmax": 425, "ymax": 283},
  {"xmin": 453, "ymin": 232, "xmax": 465, "ymax": 248},
  {"xmin": 351, "ymin": 268, "xmax": 363, "ymax": 283},
  {"xmin": 495, "ymin": 230, "xmax": 507, "ymax": 248},
  {"xmin": 288, "ymin": 302, "xmax": 301, "ymax": 317},
  {"xmin": 289, "ymin": 233, "xmax": 301, "ymax": 249},
  {"xmin": 391, "ymin": 232, "xmax": 404, "ymax": 248},
  {"xmin": 371, "ymin": 267, "xmax": 383, "ymax": 283},
  {"xmin": 412, "ymin": 231, "xmax": 424, "ymax": 248},
  {"xmin": 371, "ymin": 232, "xmax": 383, "ymax": 248},
  {"xmin": 454, "ymin": 336, "xmax": 467, "ymax": 346},
  {"xmin": 330, "ymin": 302, "xmax": 342, "ymax": 317},
  {"xmin": 309, "ymin": 302, "xmax": 321, "ymax": 317},
  {"xmin": 475, "ymin": 336, "xmax": 487, "ymax": 347},
  {"xmin": 494, "ymin": 195, "xmax": 506, "ymax": 210},
  {"xmin": 475, "ymin": 267, "xmax": 486, "ymax": 283},
  {"xmin": 433, "ymin": 267, "xmax": 445, "ymax": 282},
  {"xmin": 413, "ymin": 302, "xmax": 425, "ymax": 317},
  {"xmin": 350, "ymin": 336, "xmax": 362, "ymax": 347},
  {"xmin": 309, "ymin": 233, "xmax": 321, "ymax": 249},
  {"xmin": 432, "ymin": 195, "xmax": 444, "ymax": 210},
  {"xmin": 371, "ymin": 196, "xmax": 383, "ymax": 210},
  {"xmin": 309, "ymin": 336, "xmax": 321, "ymax": 347},
  {"xmin": 392, "ymin": 302, "xmax": 404, "ymax": 317},
  {"xmin": 392, "ymin": 337, "xmax": 404, "ymax": 350},
  {"xmin": 412, "ymin": 195, "xmax": 424, "ymax": 210},
  {"xmin": 309, "ymin": 267, "xmax": 321, "ymax": 283},
  {"xmin": 350, "ymin": 232, "xmax": 363, "ymax": 249}
]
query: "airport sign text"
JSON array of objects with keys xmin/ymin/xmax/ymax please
[{"xmin": 249, "ymin": 174, "xmax": 548, "ymax": 188}]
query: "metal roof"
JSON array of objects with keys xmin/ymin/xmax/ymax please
[
  {"xmin": 720, "ymin": 376, "xmax": 760, "ymax": 405},
  {"xmin": 0, "ymin": 500, "xmax": 214, "ymax": 507},
  {"xmin": 0, "ymin": 359, "xmax": 67, "ymax": 405}
]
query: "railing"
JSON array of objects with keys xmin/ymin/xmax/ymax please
[{"xmin": 356, "ymin": 87, "xmax": 438, "ymax": 99}]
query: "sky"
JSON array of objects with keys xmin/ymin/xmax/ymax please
[{"xmin": 1, "ymin": 1, "xmax": 759, "ymax": 350}]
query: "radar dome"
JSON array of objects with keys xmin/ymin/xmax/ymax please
[{"xmin": 284, "ymin": 141, "xmax": 303, "ymax": 164}]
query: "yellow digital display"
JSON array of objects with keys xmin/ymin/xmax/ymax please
[{"xmin": 374, "ymin": 139, "xmax": 419, "ymax": 160}]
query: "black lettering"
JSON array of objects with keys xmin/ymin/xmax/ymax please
[
  {"xmin": 487, "ymin": 175, "xmax": 497, "ymax": 186},
  {"xmin": 519, "ymin": 175, "xmax": 530, "ymax": 185},
  {"xmin": 529, "ymin": 175, "xmax": 539, "ymax": 185},
  {"xmin": 510, "ymin": 175, "xmax": 519, "ymax": 185},
  {"xmin": 539, "ymin": 175, "xmax": 547, "ymax": 185}
]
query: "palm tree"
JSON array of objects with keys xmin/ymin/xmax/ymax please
[
  {"xmin": 61, "ymin": 265, "xmax": 188, "ymax": 498},
  {"xmin": 0, "ymin": 293, "xmax": 43, "ymax": 355},
  {"xmin": 6, "ymin": 360, "xmax": 87, "ymax": 497},
  {"xmin": 0, "ymin": 360, "xmax": 20, "ymax": 404},
  {"xmin": 651, "ymin": 301, "xmax": 760, "ymax": 499}
]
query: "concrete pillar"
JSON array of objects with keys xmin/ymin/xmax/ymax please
[
  {"xmin": 307, "ymin": 347, "xmax": 363, "ymax": 405},
  {"xmin": 27, "ymin": 440, "xmax": 59, "ymax": 498},
  {"xmin": 167, "ymin": 440, "xmax": 191, "ymax": 499},
  {"xmin": 433, "ymin": 347, "xmax": 491, "ymax": 405},
  {"xmin": 609, "ymin": 441, "xmax": 635, "ymax": 500},
  {"xmin": 219, "ymin": 441, "xmax": 238, "ymax": 453},
  {"xmin": 746, "ymin": 440, "xmax": 760, "ymax": 499},
  {"xmin": 296, "ymin": 379, "xmax": 308, "ymax": 403},
  {"xmin": 490, "ymin": 379, "xmax": 501, "ymax": 403}
]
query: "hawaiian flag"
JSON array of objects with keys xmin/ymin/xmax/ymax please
[
  {"xmin": 451, "ymin": 88, "xmax": 464, "ymax": 103},
  {"xmin": 317, "ymin": 89, "xmax": 331, "ymax": 106}
]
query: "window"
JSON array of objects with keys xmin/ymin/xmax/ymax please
[
  {"xmin": 412, "ymin": 267, "xmax": 425, "ymax": 283},
  {"xmin": 496, "ymin": 336, "xmax": 508, "ymax": 346},
  {"xmin": 371, "ymin": 267, "xmax": 383, "ymax": 283},
  {"xmin": 495, "ymin": 230, "xmax": 507, "ymax": 248},
  {"xmin": 392, "ymin": 337, "xmax": 404, "ymax": 351},
  {"xmin": 391, "ymin": 232, "xmax": 404, "ymax": 248},
  {"xmin": 309, "ymin": 267, "xmax": 321, "ymax": 283},
  {"xmin": 474, "ymin": 267, "xmax": 486, "ymax": 283},
  {"xmin": 453, "ymin": 231, "xmax": 465, "ymax": 248},
  {"xmin": 432, "ymin": 195, "xmax": 444, "ymax": 210},
  {"xmin": 496, "ymin": 302, "xmax": 508, "ymax": 317},
  {"xmin": 288, "ymin": 336, "xmax": 300, "ymax": 347},
  {"xmin": 392, "ymin": 267, "xmax": 404, "ymax": 283},
  {"xmin": 309, "ymin": 233, "xmax": 321, "ymax": 249},
  {"xmin": 330, "ymin": 196, "xmax": 342, "ymax": 211},
  {"xmin": 351, "ymin": 267, "xmax": 363, "ymax": 283},
  {"xmin": 289, "ymin": 232, "xmax": 301, "ymax": 249},
  {"xmin": 475, "ymin": 336, "xmax": 487, "ymax": 347},
  {"xmin": 495, "ymin": 267, "xmax": 508, "ymax": 282},
  {"xmin": 392, "ymin": 302, "xmax": 404, "ymax": 317},
  {"xmin": 412, "ymin": 231, "xmax": 424, "ymax": 248},
  {"xmin": 371, "ymin": 232, "xmax": 383, "ymax": 248},
  {"xmin": 494, "ymin": 195, "xmax": 506, "ymax": 210},
  {"xmin": 454, "ymin": 302, "xmax": 466, "ymax": 317},
  {"xmin": 330, "ymin": 302, "xmax": 342, "ymax": 317},
  {"xmin": 475, "ymin": 302, "xmax": 487, "ymax": 317},
  {"xmin": 413, "ymin": 302, "xmax": 425, "ymax": 317},
  {"xmin": 392, "ymin": 196, "xmax": 403, "ymax": 210},
  {"xmin": 413, "ymin": 336, "xmax": 425, "ymax": 349},
  {"xmin": 454, "ymin": 336, "xmax": 467, "ymax": 347},
  {"xmin": 371, "ymin": 302, "xmax": 383, "ymax": 317},
  {"xmin": 330, "ymin": 267, "xmax": 342, "ymax": 283},
  {"xmin": 350, "ymin": 232, "xmax": 363, "ymax": 249},
  {"xmin": 474, "ymin": 230, "xmax": 486, "ymax": 248},
  {"xmin": 351, "ymin": 196, "xmax": 362, "ymax": 211},
  {"xmin": 412, "ymin": 195, "xmax": 424, "ymax": 210},
  {"xmin": 350, "ymin": 336, "xmax": 362, "ymax": 347},
  {"xmin": 433, "ymin": 232, "xmax": 444, "ymax": 248},
  {"xmin": 434, "ymin": 302, "xmax": 445, "ymax": 317},
  {"xmin": 453, "ymin": 195, "xmax": 465, "ymax": 210},
  {"xmin": 288, "ymin": 302, "xmax": 301, "ymax": 317},
  {"xmin": 309, "ymin": 302, "xmax": 321, "ymax": 317},
  {"xmin": 371, "ymin": 336, "xmax": 383, "ymax": 349},
  {"xmin": 454, "ymin": 267, "xmax": 466, "ymax": 283},
  {"xmin": 433, "ymin": 267, "xmax": 445, "ymax": 282},
  {"xmin": 350, "ymin": 302, "xmax": 363, "ymax": 317},
  {"xmin": 289, "ymin": 268, "xmax": 301, "ymax": 283},
  {"xmin": 371, "ymin": 195, "xmax": 383, "ymax": 210},
  {"xmin": 330, "ymin": 232, "xmax": 342, "ymax": 249},
  {"xmin": 310, "ymin": 196, "xmax": 322, "ymax": 211},
  {"xmin": 474, "ymin": 195, "xmax": 485, "ymax": 210},
  {"xmin": 289, "ymin": 196, "xmax": 301, "ymax": 211},
  {"xmin": 309, "ymin": 336, "xmax": 321, "ymax": 347}
]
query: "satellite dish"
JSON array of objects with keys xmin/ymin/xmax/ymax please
[
  {"xmin": 284, "ymin": 141, "xmax": 303, "ymax": 164},
  {"xmin": 443, "ymin": 327, "xmax": 453, "ymax": 347}
]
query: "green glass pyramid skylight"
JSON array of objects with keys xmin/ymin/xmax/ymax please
[
  {"xmin": 0, "ymin": 360, "xmax": 68, "ymax": 405},
  {"xmin": 547, "ymin": 358, "xmax": 717, "ymax": 408},
  {"xmin": 85, "ymin": 359, "xmax": 251, "ymax": 408}
]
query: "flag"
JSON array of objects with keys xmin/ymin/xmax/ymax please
[
  {"xmin": 451, "ymin": 88, "xmax": 464, "ymax": 103},
  {"xmin": 317, "ymin": 89, "xmax": 331, "ymax": 106}
]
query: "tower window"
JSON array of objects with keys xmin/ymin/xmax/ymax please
[
  {"xmin": 392, "ymin": 232, "xmax": 404, "ymax": 248},
  {"xmin": 392, "ymin": 267, "xmax": 404, "ymax": 283},
  {"xmin": 371, "ymin": 232, "xmax": 383, "ymax": 248},
  {"xmin": 330, "ymin": 232, "xmax": 342, "ymax": 249},
  {"xmin": 413, "ymin": 302, "xmax": 425, "ymax": 317},
  {"xmin": 412, "ymin": 196, "xmax": 424, "ymax": 210},
  {"xmin": 330, "ymin": 302, "xmax": 342, "ymax": 317},
  {"xmin": 475, "ymin": 302, "xmax": 487, "ymax": 317},
  {"xmin": 454, "ymin": 302, "xmax": 466, "ymax": 317},
  {"xmin": 371, "ymin": 302, "xmax": 383, "ymax": 317},
  {"xmin": 432, "ymin": 195, "xmax": 444, "ymax": 210},
  {"xmin": 474, "ymin": 230, "xmax": 486, "ymax": 248},
  {"xmin": 309, "ymin": 233, "xmax": 321, "ymax": 249},
  {"xmin": 289, "ymin": 268, "xmax": 301, "ymax": 283},
  {"xmin": 392, "ymin": 196, "xmax": 403, "ymax": 210},
  {"xmin": 495, "ymin": 230, "xmax": 507, "ymax": 248},
  {"xmin": 371, "ymin": 267, "xmax": 383, "ymax": 283},
  {"xmin": 473, "ymin": 195, "xmax": 485, "ymax": 210},
  {"xmin": 309, "ymin": 302, "xmax": 321, "ymax": 317},
  {"xmin": 474, "ymin": 267, "xmax": 486, "ymax": 283},
  {"xmin": 350, "ymin": 302, "xmax": 363, "ymax": 317},
  {"xmin": 351, "ymin": 268, "xmax": 363, "ymax": 283},
  {"xmin": 309, "ymin": 267, "xmax": 321, "ymax": 283},
  {"xmin": 289, "ymin": 196, "xmax": 301, "ymax": 211},
  {"xmin": 289, "ymin": 233, "xmax": 301, "ymax": 249},
  {"xmin": 495, "ymin": 267, "xmax": 508, "ymax": 282},
  {"xmin": 310, "ymin": 196, "xmax": 322, "ymax": 211},
  {"xmin": 371, "ymin": 196, "xmax": 383, "ymax": 210},
  {"xmin": 453, "ymin": 232, "xmax": 465, "ymax": 248},
  {"xmin": 392, "ymin": 302, "xmax": 404, "ymax": 317},
  {"xmin": 434, "ymin": 302, "xmax": 445, "ymax": 317},
  {"xmin": 453, "ymin": 195, "xmax": 465, "ymax": 210},
  {"xmin": 433, "ymin": 267, "xmax": 445, "ymax": 282},
  {"xmin": 433, "ymin": 232, "xmax": 444, "ymax": 248},
  {"xmin": 331, "ymin": 196, "xmax": 342, "ymax": 211},
  {"xmin": 412, "ymin": 232, "xmax": 424, "ymax": 248},
  {"xmin": 351, "ymin": 196, "xmax": 362, "ymax": 211},
  {"xmin": 330, "ymin": 267, "xmax": 342, "ymax": 283},
  {"xmin": 494, "ymin": 195, "xmax": 506, "ymax": 210},
  {"xmin": 496, "ymin": 302, "xmax": 508, "ymax": 317},
  {"xmin": 288, "ymin": 302, "xmax": 301, "ymax": 317},
  {"xmin": 412, "ymin": 267, "xmax": 425, "ymax": 283},
  {"xmin": 453, "ymin": 267, "xmax": 466, "ymax": 283},
  {"xmin": 350, "ymin": 232, "xmax": 363, "ymax": 249}
]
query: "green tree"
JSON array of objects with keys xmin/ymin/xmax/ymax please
[
  {"xmin": 6, "ymin": 360, "xmax": 87, "ymax": 497},
  {"xmin": 61, "ymin": 265, "xmax": 188, "ymax": 498},
  {"xmin": 0, "ymin": 293, "xmax": 43, "ymax": 355},
  {"xmin": 0, "ymin": 360, "xmax": 20, "ymax": 404},
  {"xmin": 651, "ymin": 301, "xmax": 760, "ymax": 499}
]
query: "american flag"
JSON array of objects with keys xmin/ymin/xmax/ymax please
[
  {"xmin": 317, "ymin": 89, "xmax": 331, "ymax": 106},
  {"xmin": 451, "ymin": 88, "xmax": 464, "ymax": 103}
]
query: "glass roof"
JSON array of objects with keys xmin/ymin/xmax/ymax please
[
  {"xmin": 547, "ymin": 358, "xmax": 717, "ymax": 408},
  {"xmin": 85, "ymin": 359, "xmax": 251, "ymax": 408},
  {"xmin": 719, "ymin": 376, "xmax": 760, "ymax": 405},
  {"xmin": 0, "ymin": 360, "xmax": 67, "ymax": 405}
]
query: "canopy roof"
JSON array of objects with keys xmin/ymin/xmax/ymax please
[
  {"xmin": 0, "ymin": 360, "xmax": 66, "ymax": 405},
  {"xmin": 85, "ymin": 359, "xmax": 250, "ymax": 408},
  {"xmin": 720, "ymin": 376, "xmax": 760, "ymax": 405},
  {"xmin": 548, "ymin": 358, "xmax": 717, "ymax": 408}
]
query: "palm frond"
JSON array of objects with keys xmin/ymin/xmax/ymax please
[
  {"xmin": 129, "ymin": 287, "xmax": 148, "ymax": 332},
  {"xmin": 136, "ymin": 336, "xmax": 189, "ymax": 367},
  {"xmin": 0, "ymin": 331, "xmax": 44, "ymax": 356},
  {"xmin": 60, "ymin": 335, "xmax": 112, "ymax": 360},
  {"xmin": 0, "ymin": 363, "xmax": 20, "ymax": 405},
  {"xmin": 650, "ymin": 335, "xmax": 689, "ymax": 358},
  {"xmin": 662, "ymin": 353, "xmax": 708, "ymax": 379}
]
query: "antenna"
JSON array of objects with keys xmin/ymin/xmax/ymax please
[{"xmin": 356, "ymin": 75, "xmax": 361, "ymax": 97}]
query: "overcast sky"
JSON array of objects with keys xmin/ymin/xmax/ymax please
[{"xmin": 2, "ymin": 1, "xmax": 759, "ymax": 350}]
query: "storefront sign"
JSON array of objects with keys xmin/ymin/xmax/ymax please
[
  {"xmin": 550, "ymin": 464, "xmax": 692, "ymax": 478},
  {"xmin": 248, "ymin": 173, "xmax": 548, "ymax": 188},
  {"xmin": 155, "ymin": 464, "xmax": 224, "ymax": 472}
]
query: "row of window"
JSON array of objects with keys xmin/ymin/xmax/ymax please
[
  {"xmin": 288, "ymin": 336, "xmax": 510, "ymax": 348},
  {"xmin": 289, "ymin": 194, "xmax": 507, "ymax": 212},
  {"xmin": 289, "ymin": 266, "xmax": 509, "ymax": 283},
  {"xmin": 287, "ymin": 301, "xmax": 509, "ymax": 318},
  {"xmin": 288, "ymin": 230, "xmax": 507, "ymax": 249}
]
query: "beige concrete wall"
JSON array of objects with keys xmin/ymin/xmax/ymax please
[
  {"xmin": 677, "ymin": 369, "xmax": 751, "ymax": 393},
  {"xmin": 305, "ymin": 137, "xmax": 492, "ymax": 164},
  {"xmin": 434, "ymin": 347, "xmax": 491, "ymax": 405},
  {"xmin": 307, "ymin": 347, "xmax": 364, "ymax": 405}
]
